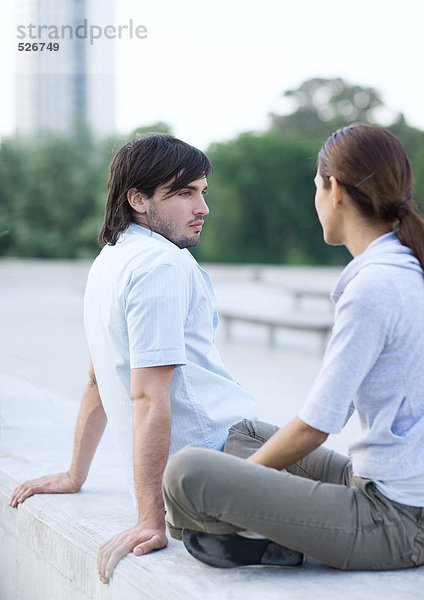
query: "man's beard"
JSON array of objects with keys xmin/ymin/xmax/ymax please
[{"xmin": 147, "ymin": 208, "xmax": 201, "ymax": 249}]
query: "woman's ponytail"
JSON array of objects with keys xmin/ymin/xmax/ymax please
[{"xmin": 397, "ymin": 202, "xmax": 424, "ymax": 269}]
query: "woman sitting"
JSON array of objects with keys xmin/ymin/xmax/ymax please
[{"xmin": 163, "ymin": 123, "xmax": 424, "ymax": 571}]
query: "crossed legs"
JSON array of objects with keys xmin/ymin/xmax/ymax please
[{"xmin": 163, "ymin": 420, "xmax": 421, "ymax": 570}]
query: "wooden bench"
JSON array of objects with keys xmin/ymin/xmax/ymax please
[{"xmin": 219, "ymin": 309, "xmax": 334, "ymax": 353}]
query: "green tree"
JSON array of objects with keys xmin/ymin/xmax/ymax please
[
  {"xmin": 0, "ymin": 127, "xmax": 109, "ymax": 257},
  {"xmin": 1, "ymin": 109, "xmax": 422, "ymax": 264},
  {"xmin": 270, "ymin": 77, "xmax": 385, "ymax": 139},
  {"xmin": 268, "ymin": 77, "xmax": 424, "ymax": 212},
  {"xmin": 0, "ymin": 122, "xmax": 176, "ymax": 258},
  {"xmin": 389, "ymin": 113, "xmax": 424, "ymax": 177},
  {"xmin": 0, "ymin": 138, "xmax": 29, "ymax": 255},
  {"xmin": 197, "ymin": 131, "xmax": 349, "ymax": 265},
  {"xmin": 412, "ymin": 139, "xmax": 424, "ymax": 208}
]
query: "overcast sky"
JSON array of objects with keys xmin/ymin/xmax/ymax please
[{"xmin": 1, "ymin": 0, "xmax": 423, "ymax": 149}]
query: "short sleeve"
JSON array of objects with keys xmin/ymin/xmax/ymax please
[
  {"xmin": 125, "ymin": 258, "xmax": 190, "ymax": 368},
  {"xmin": 298, "ymin": 271, "xmax": 399, "ymax": 433}
]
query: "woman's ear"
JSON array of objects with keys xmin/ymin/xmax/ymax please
[
  {"xmin": 127, "ymin": 188, "xmax": 148, "ymax": 214},
  {"xmin": 328, "ymin": 176, "xmax": 343, "ymax": 209}
]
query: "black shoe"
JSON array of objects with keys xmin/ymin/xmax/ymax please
[{"xmin": 182, "ymin": 530, "xmax": 304, "ymax": 569}]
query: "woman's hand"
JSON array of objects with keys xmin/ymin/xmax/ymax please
[{"xmin": 247, "ymin": 417, "xmax": 328, "ymax": 470}]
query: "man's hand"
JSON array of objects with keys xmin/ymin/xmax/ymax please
[
  {"xmin": 95, "ymin": 365, "xmax": 172, "ymax": 584},
  {"xmin": 10, "ymin": 358, "xmax": 107, "ymax": 510},
  {"xmin": 9, "ymin": 471, "xmax": 79, "ymax": 508},
  {"xmin": 97, "ymin": 522, "xmax": 168, "ymax": 584}
]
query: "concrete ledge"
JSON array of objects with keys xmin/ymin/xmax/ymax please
[
  {"xmin": 2, "ymin": 473, "xmax": 424, "ymax": 600},
  {"xmin": 0, "ymin": 470, "xmax": 204, "ymax": 600},
  {"xmin": 1, "ymin": 261, "xmax": 423, "ymax": 599},
  {"xmin": 1, "ymin": 376, "xmax": 424, "ymax": 600}
]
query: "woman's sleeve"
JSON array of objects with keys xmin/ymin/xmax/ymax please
[{"xmin": 298, "ymin": 272, "xmax": 399, "ymax": 433}]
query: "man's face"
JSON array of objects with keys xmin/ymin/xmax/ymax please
[{"xmin": 142, "ymin": 177, "xmax": 209, "ymax": 248}]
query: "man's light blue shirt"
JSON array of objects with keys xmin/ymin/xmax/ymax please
[{"xmin": 84, "ymin": 223, "xmax": 256, "ymax": 501}]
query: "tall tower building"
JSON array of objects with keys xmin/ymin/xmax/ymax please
[{"xmin": 15, "ymin": 0, "xmax": 115, "ymax": 137}]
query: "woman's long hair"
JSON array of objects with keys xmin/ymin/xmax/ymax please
[{"xmin": 318, "ymin": 123, "xmax": 424, "ymax": 268}]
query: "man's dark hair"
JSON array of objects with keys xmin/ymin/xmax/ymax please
[{"xmin": 99, "ymin": 134, "xmax": 212, "ymax": 245}]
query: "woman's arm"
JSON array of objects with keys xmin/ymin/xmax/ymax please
[{"xmin": 248, "ymin": 417, "xmax": 328, "ymax": 470}]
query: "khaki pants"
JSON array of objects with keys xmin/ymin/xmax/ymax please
[{"xmin": 163, "ymin": 420, "xmax": 424, "ymax": 570}]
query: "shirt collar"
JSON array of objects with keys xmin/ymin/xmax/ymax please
[
  {"xmin": 330, "ymin": 230, "xmax": 420, "ymax": 304},
  {"xmin": 126, "ymin": 222, "xmax": 180, "ymax": 249}
]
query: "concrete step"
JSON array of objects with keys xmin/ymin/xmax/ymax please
[{"xmin": 1, "ymin": 376, "xmax": 424, "ymax": 600}]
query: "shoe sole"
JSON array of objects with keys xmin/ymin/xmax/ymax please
[{"xmin": 182, "ymin": 530, "xmax": 304, "ymax": 569}]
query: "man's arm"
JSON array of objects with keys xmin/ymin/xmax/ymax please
[
  {"xmin": 247, "ymin": 416, "xmax": 328, "ymax": 470},
  {"xmin": 97, "ymin": 365, "xmax": 172, "ymax": 584},
  {"xmin": 10, "ymin": 359, "xmax": 107, "ymax": 507}
]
